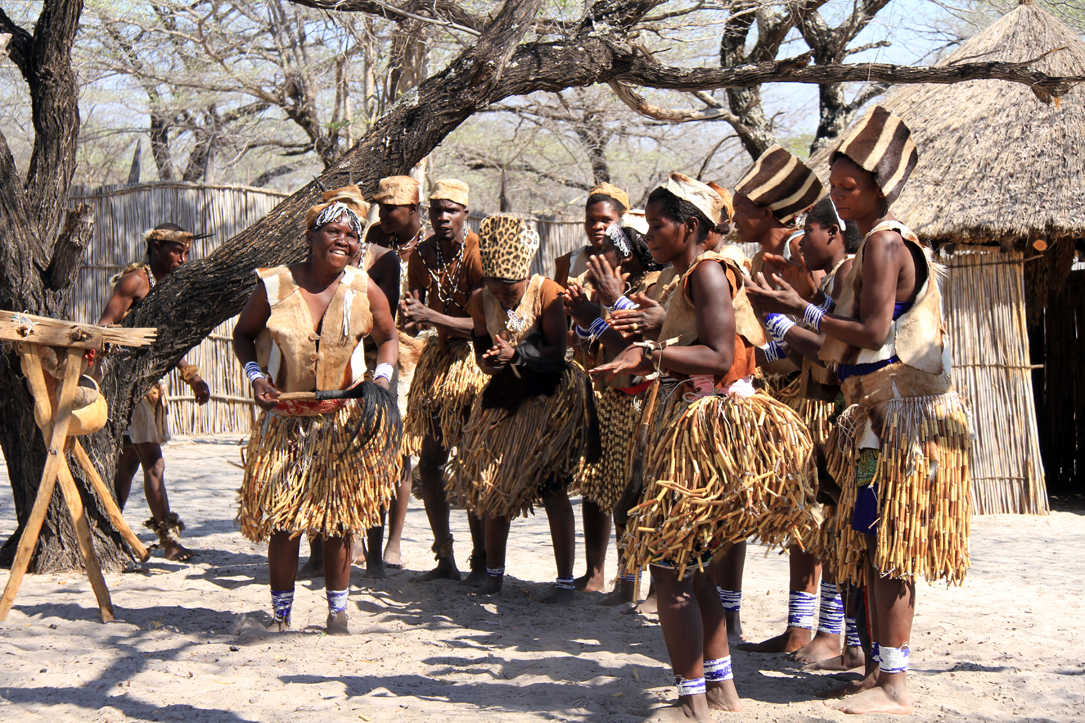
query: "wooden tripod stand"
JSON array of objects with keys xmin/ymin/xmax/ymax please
[{"xmin": 0, "ymin": 311, "xmax": 157, "ymax": 622}]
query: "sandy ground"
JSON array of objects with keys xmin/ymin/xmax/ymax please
[{"xmin": 0, "ymin": 435, "xmax": 1082, "ymax": 723}]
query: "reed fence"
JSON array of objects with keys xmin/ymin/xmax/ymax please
[
  {"xmin": 67, "ymin": 183, "xmax": 288, "ymax": 436},
  {"xmin": 942, "ymin": 249, "xmax": 1049, "ymax": 514}
]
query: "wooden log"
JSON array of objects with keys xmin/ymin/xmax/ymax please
[
  {"xmin": 0, "ymin": 310, "xmax": 156, "ymax": 348},
  {"xmin": 54, "ymin": 454, "xmax": 115, "ymax": 622},
  {"xmin": 0, "ymin": 347, "xmax": 82, "ymax": 620},
  {"xmin": 70, "ymin": 440, "xmax": 150, "ymax": 562}
]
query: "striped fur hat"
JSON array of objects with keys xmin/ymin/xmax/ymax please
[
  {"xmin": 143, "ymin": 225, "xmax": 209, "ymax": 251},
  {"xmin": 734, "ymin": 145, "xmax": 823, "ymax": 223},
  {"xmin": 832, "ymin": 106, "xmax": 918, "ymax": 206}
]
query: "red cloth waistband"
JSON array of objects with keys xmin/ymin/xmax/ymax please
[{"xmin": 617, "ymin": 379, "xmax": 653, "ymax": 396}]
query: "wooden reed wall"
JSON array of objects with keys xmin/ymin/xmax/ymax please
[
  {"xmin": 942, "ymin": 249, "xmax": 1049, "ymax": 514},
  {"xmin": 67, "ymin": 183, "xmax": 288, "ymax": 436}
]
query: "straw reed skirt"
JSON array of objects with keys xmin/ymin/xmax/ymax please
[
  {"xmin": 763, "ymin": 371, "xmax": 840, "ymax": 563},
  {"xmin": 827, "ymin": 390, "xmax": 973, "ymax": 586},
  {"xmin": 622, "ymin": 387, "xmax": 816, "ymax": 579},
  {"xmin": 238, "ymin": 396, "xmax": 401, "ymax": 542},
  {"xmin": 447, "ymin": 364, "xmax": 591, "ymax": 519},
  {"xmin": 575, "ymin": 385, "xmax": 647, "ymax": 512},
  {"xmin": 402, "ymin": 337, "xmax": 488, "ymax": 455}
]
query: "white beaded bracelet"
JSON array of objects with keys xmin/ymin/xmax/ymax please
[
  {"xmin": 763, "ymin": 313, "xmax": 796, "ymax": 344},
  {"xmin": 243, "ymin": 361, "xmax": 266, "ymax": 385},
  {"xmin": 373, "ymin": 362, "xmax": 394, "ymax": 382},
  {"xmin": 803, "ymin": 303, "xmax": 826, "ymax": 331}
]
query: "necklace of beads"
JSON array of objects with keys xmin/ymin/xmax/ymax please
[{"xmin": 426, "ymin": 234, "xmax": 467, "ymax": 312}]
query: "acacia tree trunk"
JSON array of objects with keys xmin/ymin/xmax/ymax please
[{"xmin": 0, "ymin": 0, "xmax": 135, "ymax": 572}]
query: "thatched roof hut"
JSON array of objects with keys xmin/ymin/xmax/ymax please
[
  {"xmin": 811, "ymin": 0, "xmax": 1085, "ymax": 248},
  {"xmin": 807, "ymin": 0, "xmax": 1085, "ymax": 513}
]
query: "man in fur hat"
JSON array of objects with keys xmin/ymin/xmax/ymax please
[{"xmin": 97, "ymin": 223, "xmax": 211, "ymax": 562}]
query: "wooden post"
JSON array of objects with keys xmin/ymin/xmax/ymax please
[
  {"xmin": 0, "ymin": 347, "xmax": 86, "ymax": 620},
  {"xmin": 0, "ymin": 311, "xmax": 157, "ymax": 622},
  {"xmin": 69, "ymin": 440, "xmax": 150, "ymax": 562}
]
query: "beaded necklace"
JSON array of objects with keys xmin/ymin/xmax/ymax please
[{"xmin": 424, "ymin": 233, "xmax": 468, "ymax": 313}]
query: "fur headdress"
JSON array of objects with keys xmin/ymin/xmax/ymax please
[
  {"xmin": 372, "ymin": 176, "xmax": 421, "ymax": 206},
  {"xmin": 734, "ymin": 145, "xmax": 823, "ymax": 222},
  {"xmin": 663, "ymin": 173, "xmax": 725, "ymax": 226},
  {"xmin": 478, "ymin": 215, "xmax": 539, "ymax": 281},
  {"xmin": 305, "ymin": 185, "xmax": 369, "ymax": 238},
  {"xmin": 706, "ymin": 182, "xmax": 735, "ymax": 224},
  {"xmin": 430, "ymin": 179, "xmax": 470, "ymax": 208},
  {"xmin": 587, "ymin": 182, "xmax": 630, "ymax": 212},
  {"xmin": 832, "ymin": 106, "xmax": 918, "ymax": 206},
  {"xmin": 143, "ymin": 225, "xmax": 208, "ymax": 251}
]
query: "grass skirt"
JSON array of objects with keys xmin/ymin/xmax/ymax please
[
  {"xmin": 238, "ymin": 392, "xmax": 401, "ymax": 542},
  {"xmin": 760, "ymin": 371, "xmax": 836, "ymax": 447},
  {"xmin": 402, "ymin": 337, "xmax": 488, "ymax": 455},
  {"xmin": 447, "ymin": 364, "xmax": 591, "ymax": 519},
  {"xmin": 827, "ymin": 391, "xmax": 972, "ymax": 586},
  {"xmin": 622, "ymin": 387, "xmax": 816, "ymax": 579},
  {"xmin": 575, "ymin": 386, "xmax": 646, "ymax": 512}
]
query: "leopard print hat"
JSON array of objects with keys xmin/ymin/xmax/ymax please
[{"xmin": 478, "ymin": 214, "xmax": 540, "ymax": 281}]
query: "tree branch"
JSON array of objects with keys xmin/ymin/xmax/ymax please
[
  {"xmin": 288, "ymin": 0, "xmax": 483, "ymax": 34},
  {"xmin": 462, "ymin": 153, "xmax": 591, "ymax": 192},
  {"xmin": 23, "ymin": 0, "xmax": 84, "ymax": 242},
  {"xmin": 620, "ymin": 55, "xmax": 1084, "ymax": 104},
  {"xmin": 0, "ymin": 7, "xmax": 33, "ymax": 78},
  {"xmin": 43, "ymin": 204, "xmax": 95, "ymax": 292}
]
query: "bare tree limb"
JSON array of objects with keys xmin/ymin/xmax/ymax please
[
  {"xmin": 462, "ymin": 153, "xmax": 591, "ymax": 192},
  {"xmin": 0, "ymin": 7, "xmax": 33, "ymax": 77}
]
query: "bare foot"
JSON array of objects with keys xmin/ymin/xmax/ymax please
[
  {"xmin": 817, "ymin": 668, "xmax": 877, "ymax": 699},
  {"xmin": 351, "ymin": 540, "xmax": 367, "ymax": 566},
  {"xmin": 706, "ymin": 681, "xmax": 743, "ymax": 712},
  {"xmin": 624, "ymin": 593, "xmax": 657, "ymax": 616},
  {"xmin": 599, "ymin": 580, "xmax": 636, "ymax": 606},
  {"xmin": 163, "ymin": 540, "xmax": 197, "ymax": 562},
  {"xmin": 804, "ymin": 645, "xmax": 866, "ymax": 672},
  {"xmin": 725, "ymin": 610, "xmax": 744, "ymax": 641},
  {"xmin": 541, "ymin": 587, "xmax": 575, "ymax": 605},
  {"xmin": 325, "ymin": 611, "xmax": 350, "ymax": 636},
  {"xmin": 474, "ymin": 575, "xmax": 502, "ymax": 596},
  {"xmin": 789, "ymin": 631, "xmax": 842, "ymax": 663},
  {"xmin": 643, "ymin": 696, "xmax": 712, "ymax": 722},
  {"xmin": 736, "ymin": 626, "xmax": 811, "ymax": 653},
  {"xmin": 383, "ymin": 544, "xmax": 405, "ymax": 570},
  {"xmin": 828, "ymin": 681, "xmax": 912, "ymax": 715},
  {"xmin": 464, "ymin": 569, "xmax": 488, "ymax": 587},
  {"xmin": 574, "ymin": 571, "xmax": 605, "ymax": 592},
  {"xmin": 412, "ymin": 558, "xmax": 462, "ymax": 583}
]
